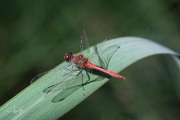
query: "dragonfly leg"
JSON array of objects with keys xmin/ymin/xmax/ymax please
[
  {"xmin": 75, "ymin": 69, "xmax": 86, "ymax": 92},
  {"xmin": 64, "ymin": 63, "xmax": 74, "ymax": 72},
  {"xmin": 85, "ymin": 71, "xmax": 90, "ymax": 82},
  {"xmin": 80, "ymin": 71, "xmax": 86, "ymax": 96},
  {"xmin": 80, "ymin": 71, "xmax": 85, "ymax": 90},
  {"xmin": 63, "ymin": 65, "xmax": 79, "ymax": 77},
  {"xmin": 76, "ymin": 69, "xmax": 85, "ymax": 89},
  {"xmin": 81, "ymin": 70, "xmax": 90, "ymax": 96}
]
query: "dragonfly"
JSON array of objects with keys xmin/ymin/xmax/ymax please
[{"xmin": 43, "ymin": 29, "xmax": 125, "ymax": 102}]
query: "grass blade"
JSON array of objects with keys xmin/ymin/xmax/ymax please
[{"xmin": 0, "ymin": 37, "xmax": 179, "ymax": 120}]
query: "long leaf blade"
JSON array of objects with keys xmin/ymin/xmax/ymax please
[{"xmin": 0, "ymin": 37, "xmax": 179, "ymax": 120}]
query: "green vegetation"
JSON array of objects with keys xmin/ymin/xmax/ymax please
[{"xmin": 0, "ymin": 0, "xmax": 180, "ymax": 120}]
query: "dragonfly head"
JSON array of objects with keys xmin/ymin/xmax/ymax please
[{"xmin": 64, "ymin": 52, "xmax": 73, "ymax": 62}]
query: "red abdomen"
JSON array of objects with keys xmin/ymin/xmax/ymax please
[{"xmin": 86, "ymin": 62, "xmax": 125, "ymax": 80}]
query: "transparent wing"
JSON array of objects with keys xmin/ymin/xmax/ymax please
[
  {"xmin": 51, "ymin": 85, "xmax": 82, "ymax": 103},
  {"xmin": 51, "ymin": 72, "xmax": 111, "ymax": 103},
  {"xmin": 43, "ymin": 69, "xmax": 89, "ymax": 94},
  {"xmin": 100, "ymin": 45, "xmax": 120, "ymax": 69},
  {"xmin": 30, "ymin": 72, "xmax": 47, "ymax": 84},
  {"xmin": 43, "ymin": 83, "xmax": 60, "ymax": 93},
  {"xmin": 87, "ymin": 42, "xmax": 120, "ymax": 69},
  {"xmin": 30, "ymin": 62, "xmax": 73, "ymax": 84},
  {"xmin": 80, "ymin": 28, "xmax": 89, "ymax": 54}
]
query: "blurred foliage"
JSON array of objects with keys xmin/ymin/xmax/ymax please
[{"xmin": 0, "ymin": 0, "xmax": 180, "ymax": 120}]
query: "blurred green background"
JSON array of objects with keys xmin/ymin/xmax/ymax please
[{"xmin": 0, "ymin": 0, "xmax": 180, "ymax": 120}]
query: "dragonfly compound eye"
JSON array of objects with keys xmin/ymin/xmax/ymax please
[{"xmin": 64, "ymin": 52, "xmax": 73, "ymax": 61}]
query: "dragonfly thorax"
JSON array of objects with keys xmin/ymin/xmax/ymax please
[{"xmin": 71, "ymin": 54, "xmax": 88, "ymax": 68}]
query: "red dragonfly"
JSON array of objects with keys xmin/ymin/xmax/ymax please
[
  {"xmin": 64, "ymin": 28, "xmax": 125, "ymax": 80},
  {"xmin": 64, "ymin": 51, "xmax": 125, "ymax": 80},
  {"xmin": 43, "ymin": 29, "xmax": 125, "ymax": 102}
]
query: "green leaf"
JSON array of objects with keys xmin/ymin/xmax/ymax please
[{"xmin": 0, "ymin": 37, "xmax": 179, "ymax": 120}]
